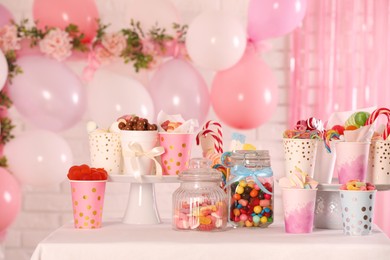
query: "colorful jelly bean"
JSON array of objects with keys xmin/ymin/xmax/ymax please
[
  {"xmin": 173, "ymin": 200, "xmax": 227, "ymax": 231},
  {"xmin": 228, "ymin": 178, "xmax": 273, "ymax": 228}
]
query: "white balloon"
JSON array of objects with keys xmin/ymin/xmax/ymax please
[
  {"xmin": 0, "ymin": 50, "xmax": 8, "ymax": 90},
  {"xmin": 4, "ymin": 130, "xmax": 74, "ymax": 187},
  {"xmin": 87, "ymin": 69, "xmax": 155, "ymax": 128},
  {"xmin": 185, "ymin": 11, "xmax": 247, "ymax": 71}
]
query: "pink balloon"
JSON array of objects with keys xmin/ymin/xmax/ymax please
[
  {"xmin": 0, "ymin": 4, "xmax": 14, "ymax": 27},
  {"xmin": 149, "ymin": 58, "xmax": 210, "ymax": 124},
  {"xmin": 4, "ymin": 130, "xmax": 73, "ymax": 186},
  {"xmin": 33, "ymin": 0, "xmax": 99, "ymax": 43},
  {"xmin": 9, "ymin": 55, "xmax": 87, "ymax": 132},
  {"xmin": 185, "ymin": 11, "xmax": 247, "ymax": 71},
  {"xmin": 248, "ymin": 0, "xmax": 307, "ymax": 41},
  {"xmin": 88, "ymin": 68, "xmax": 155, "ymax": 128},
  {"xmin": 211, "ymin": 44, "xmax": 278, "ymax": 129},
  {"xmin": 0, "ymin": 167, "xmax": 22, "ymax": 232}
]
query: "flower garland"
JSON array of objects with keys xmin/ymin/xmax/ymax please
[{"xmin": 0, "ymin": 19, "xmax": 188, "ymax": 166}]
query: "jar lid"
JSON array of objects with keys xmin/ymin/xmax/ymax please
[
  {"xmin": 179, "ymin": 158, "xmax": 222, "ymax": 182},
  {"xmin": 222, "ymin": 150, "xmax": 270, "ymax": 168}
]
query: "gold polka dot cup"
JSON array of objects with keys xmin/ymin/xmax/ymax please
[
  {"xmin": 70, "ymin": 180, "xmax": 106, "ymax": 229},
  {"xmin": 370, "ymin": 140, "xmax": 390, "ymax": 184},
  {"xmin": 339, "ymin": 190, "xmax": 376, "ymax": 236},
  {"xmin": 283, "ymin": 138, "xmax": 318, "ymax": 178},
  {"xmin": 159, "ymin": 133, "xmax": 194, "ymax": 175},
  {"xmin": 89, "ymin": 132, "xmax": 122, "ymax": 174}
]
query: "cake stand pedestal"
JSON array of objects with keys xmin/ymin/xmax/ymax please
[{"xmin": 109, "ymin": 175, "xmax": 179, "ymax": 225}]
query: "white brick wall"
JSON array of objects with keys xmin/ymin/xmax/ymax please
[{"xmin": 0, "ymin": 0, "xmax": 290, "ymax": 259}]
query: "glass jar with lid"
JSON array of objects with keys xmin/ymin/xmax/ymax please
[
  {"xmin": 222, "ymin": 150, "xmax": 274, "ymax": 228},
  {"xmin": 172, "ymin": 158, "xmax": 228, "ymax": 231}
]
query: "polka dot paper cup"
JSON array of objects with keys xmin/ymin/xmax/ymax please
[
  {"xmin": 370, "ymin": 140, "xmax": 390, "ymax": 184},
  {"xmin": 283, "ymin": 138, "xmax": 318, "ymax": 178},
  {"xmin": 89, "ymin": 132, "xmax": 122, "ymax": 174},
  {"xmin": 70, "ymin": 180, "xmax": 106, "ymax": 229},
  {"xmin": 339, "ymin": 190, "xmax": 376, "ymax": 236},
  {"xmin": 159, "ymin": 133, "xmax": 194, "ymax": 175}
]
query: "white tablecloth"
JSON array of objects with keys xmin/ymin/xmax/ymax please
[{"xmin": 31, "ymin": 220, "xmax": 390, "ymax": 260}]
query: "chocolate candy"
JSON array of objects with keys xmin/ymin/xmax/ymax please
[{"xmin": 118, "ymin": 115, "xmax": 157, "ymax": 131}]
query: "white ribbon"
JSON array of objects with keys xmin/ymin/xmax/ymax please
[{"xmin": 123, "ymin": 142, "xmax": 165, "ymax": 180}]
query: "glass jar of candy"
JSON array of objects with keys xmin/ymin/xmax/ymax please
[
  {"xmin": 172, "ymin": 158, "xmax": 228, "ymax": 231},
  {"xmin": 222, "ymin": 150, "xmax": 274, "ymax": 228}
]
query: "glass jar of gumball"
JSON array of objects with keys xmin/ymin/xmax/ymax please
[
  {"xmin": 172, "ymin": 158, "xmax": 228, "ymax": 231},
  {"xmin": 222, "ymin": 150, "xmax": 274, "ymax": 228}
]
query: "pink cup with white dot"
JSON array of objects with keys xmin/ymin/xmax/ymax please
[{"xmin": 70, "ymin": 180, "xmax": 106, "ymax": 229}]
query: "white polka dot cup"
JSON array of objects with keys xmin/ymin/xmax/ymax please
[
  {"xmin": 339, "ymin": 190, "xmax": 376, "ymax": 236},
  {"xmin": 335, "ymin": 142, "xmax": 370, "ymax": 184},
  {"xmin": 89, "ymin": 132, "xmax": 122, "ymax": 174},
  {"xmin": 283, "ymin": 138, "xmax": 318, "ymax": 178},
  {"xmin": 370, "ymin": 140, "xmax": 390, "ymax": 184},
  {"xmin": 70, "ymin": 180, "xmax": 106, "ymax": 229},
  {"xmin": 159, "ymin": 133, "xmax": 194, "ymax": 175}
]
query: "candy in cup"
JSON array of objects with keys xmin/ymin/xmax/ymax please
[
  {"xmin": 279, "ymin": 167, "xmax": 318, "ymax": 234},
  {"xmin": 157, "ymin": 111, "xmax": 198, "ymax": 175},
  {"xmin": 339, "ymin": 180, "xmax": 376, "ymax": 236},
  {"xmin": 283, "ymin": 117, "xmax": 323, "ymax": 178},
  {"xmin": 118, "ymin": 115, "xmax": 163, "ymax": 177},
  {"xmin": 67, "ymin": 165, "xmax": 108, "ymax": 229}
]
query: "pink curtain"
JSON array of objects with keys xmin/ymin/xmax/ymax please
[{"xmin": 290, "ymin": 0, "xmax": 390, "ymax": 237}]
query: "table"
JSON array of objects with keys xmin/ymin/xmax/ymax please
[{"xmin": 31, "ymin": 220, "xmax": 390, "ymax": 260}]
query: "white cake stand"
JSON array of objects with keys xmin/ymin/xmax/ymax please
[{"xmin": 109, "ymin": 175, "xmax": 179, "ymax": 225}]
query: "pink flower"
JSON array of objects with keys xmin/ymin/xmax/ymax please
[
  {"xmin": 39, "ymin": 28, "xmax": 73, "ymax": 61},
  {"xmin": 0, "ymin": 25, "xmax": 21, "ymax": 52},
  {"xmin": 102, "ymin": 32, "xmax": 127, "ymax": 57},
  {"xmin": 93, "ymin": 44, "xmax": 114, "ymax": 64}
]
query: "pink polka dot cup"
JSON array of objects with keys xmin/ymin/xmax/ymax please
[
  {"xmin": 70, "ymin": 180, "xmax": 106, "ymax": 229},
  {"xmin": 159, "ymin": 133, "xmax": 194, "ymax": 175}
]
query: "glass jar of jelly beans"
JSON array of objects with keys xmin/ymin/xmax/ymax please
[
  {"xmin": 172, "ymin": 158, "xmax": 228, "ymax": 231},
  {"xmin": 222, "ymin": 150, "xmax": 274, "ymax": 228}
]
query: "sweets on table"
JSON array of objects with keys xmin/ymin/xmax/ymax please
[
  {"xmin": 222, "ymin": 150, "xmax": 274, "ymax": 228},
  {"xmin": 344, "ymin": 111, "xmax": 370, "ymax": 130},
  {"xmin": 283, "ymin": 117, "xmax": 324, "ymax": 139},
  {"xmin": 340, "ymin": 180, "xmax": 376, "ymax": 191},
  {"xmin": 279, "ymin": 167, "xmax": 318, "ymax": 234},
  {"xmin": 67, "ymin": 164, "xmax": 108, "ymax": 181},
  {"xmin": 279, "ymin": 166, "xmax": 318, "ymax": 190},
  {"xmin": 364, "ymin": 107, "xmax": 390, "ymax": 140},
  {"xmin": 160, "ymin": 120, "xmax": 182, "ymax": 132},
  {"xmin": 117, "ymin": 115, "xmax": 158, "ymax": 131},
  {"xmin": 172, "ymin": 158, "xmax": 228, "ymax": 232},
  {"xmin": 196, "ymin": 120, "xmax": 223, "ymax": 156}
]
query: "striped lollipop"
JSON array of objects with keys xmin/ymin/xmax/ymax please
[
  {"xmin": 196, "ymin": 120, "xmax": 223, "ymax": 155},
  {"xmin": 365, "ymin": 107, "xmax": 390, "ymax": 140}
]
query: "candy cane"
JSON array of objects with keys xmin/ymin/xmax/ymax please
[
  {"xmin": 196, "ymin": 120, "xmax": 223, "ymax": 154},
  {"xmin": 365, "ymin": 108, "xmax": 390, "ymax": 140}
]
